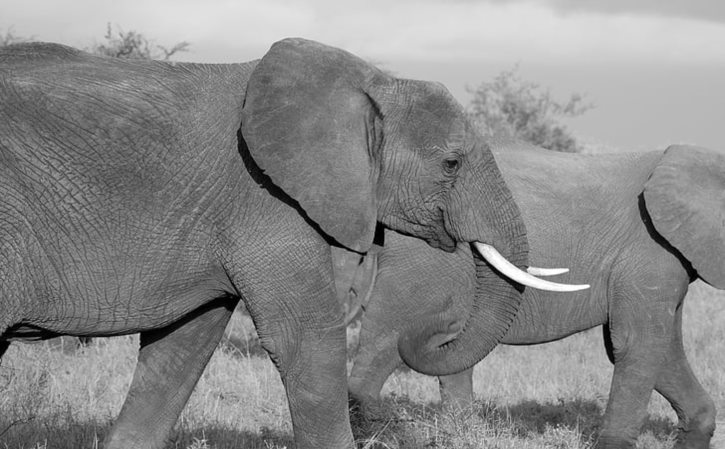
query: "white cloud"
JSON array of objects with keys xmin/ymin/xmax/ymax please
[
  {"xmin": 2, "ymin": 0, "xmax": 724, "ymax": 66},
  {"xmin": 318, "ymin": 1, "xmax": 725, "ymax": 66}
]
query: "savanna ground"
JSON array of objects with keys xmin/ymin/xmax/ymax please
[{"xmin": 1, "ymin": 281, "xmax": 723, "ymax": 449}]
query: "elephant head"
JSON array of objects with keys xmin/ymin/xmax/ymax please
[
  {"xmin": 242, "ymin": 38, "xmax": 507, "ymax": 254},
  {"xmin": 242, "ymin": 39, "xmax": 584, "ymax": 377}
]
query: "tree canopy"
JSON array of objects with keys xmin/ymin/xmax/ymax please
[
  {"xmin": 0, "ymin": 27, "xmax": 30, "ymax": 47},
  {"xmin": 87, "ymin": 23, "xmax": 189, "ymax": 60},
  {"xmin": 467, "ymin": 66, "xmax": 593, "ymax": 152},
  {"xmin": 0, "ymin": 24, "xmax": 188, "ymax": 61}
]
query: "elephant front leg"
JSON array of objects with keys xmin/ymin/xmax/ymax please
[
  {"xmin": 236, "ymin": 243, "xmax": 354, "ymax": 449},
  {"xmin": 105, "ymin": 297, "xmax": 236, "ymax": 449},
  {"xmin": 438, "ymin": 368, "xmax": 474, "ymax": 410},
  {"xmin": 277, "ymin": 317, "xmax": 351, "ymax": 448}
]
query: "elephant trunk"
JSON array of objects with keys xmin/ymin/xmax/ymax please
[
  {"xmin": 398, "ymin": 144, "xmax": 529, "ymax": 376},
  {"xmin": 398, "ymin": 248, "xmax": 524, "ymax": 376}
]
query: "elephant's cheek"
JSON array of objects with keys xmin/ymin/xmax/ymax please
[
  {"xmin": 426, "ymin": 205, "xmax": 458, "ymax": 251},
  {"xmin": 425, "ymin": 231, "xmax": 457, "ymax": 252}
]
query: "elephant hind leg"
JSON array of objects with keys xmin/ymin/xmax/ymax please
[
  {"xmin": 104, "ymin": 295, "xmax": 237, "ymax": 449},
  {"xmin": 598, "ymin": 277, "xmax": 685, "ymax": 448},
  {"xmin": 654, "ymin": 308, "xmax": 715, "ymax": 449}
]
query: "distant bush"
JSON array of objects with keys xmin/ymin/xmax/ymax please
[
  {"xmin": 0, "ymin": 24, "xmax": 189, "ymax": 61},
  {"xmin": 0, "ymin": 27, "xmax": 31, "ymax": 47},
  {"xmin": 467, "ymin": 66, "xmax": 593, "ymax": 152},
  {"xmin": 87, "ymin": 23, "xmax": 189, "ymax": 60}
]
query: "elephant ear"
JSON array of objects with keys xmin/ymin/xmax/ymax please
[
  {"xmin": 241, "ymin": 38, "xmax": 389, "ymax": 253},
  {"xmin": 643, "ymin": 144, "xmax": 725, "ymax": 289}
]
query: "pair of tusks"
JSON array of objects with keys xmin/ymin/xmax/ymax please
[{"xmin": 474, "ymin": 243, "xmax": 590, "ymax": 292}]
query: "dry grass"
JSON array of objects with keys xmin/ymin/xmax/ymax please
[{"xmin": 1, "ymin": 281, "xmax": 723, "ymax": 448}]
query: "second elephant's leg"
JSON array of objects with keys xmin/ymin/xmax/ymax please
[
  {"xmin": 348, "ymin": 339, "xmax": 402, "ymax": 412},
  {"xmin": 348, "ymin": 308, "xmax": 405, "ymax": 410},
  {"xmin": 104, "ymin": 297, "xmax": 236, "ymax": 449},
  {"xmin": 654, "ymin": 307, "xmax": 715, "ymax": 449},
  {"xmin": 438, "ymin": 368, "xmax": 474, "ymax": 410}
]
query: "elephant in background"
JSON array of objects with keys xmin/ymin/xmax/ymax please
[
  {"xmin": 0, "ymin": 38, "xmax": 585, "ymax": 448},
  {"xmin": 349, "ymin": 142, "xmax": 725, "ymax": 449},
  {"xmin": 332, "ymin": 245, "xmax": 379, "ymax": 324}
]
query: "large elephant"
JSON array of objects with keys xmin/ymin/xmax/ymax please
[
  {"xmin": 349, "ymin": 142, "xmax": 725, "ymax": 449},
  {"xmin": 0, "ymin": 39, "xmax": 581, "ymax": 448}
]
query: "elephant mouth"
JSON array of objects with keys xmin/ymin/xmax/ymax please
[
  {"xmin": 473, "ymin": 243, "xmax": 590, "ymax": 292},
  {"xmin": 427, "ymin": 222, "xmax": 457, "ymax": 252},
  {"xmin": 437, "ymin": 206, "xmax": 587, "ymax": 292},
  {"xmin": 420, "ymin": 207, "xmax": 460, "ymax": 252}
]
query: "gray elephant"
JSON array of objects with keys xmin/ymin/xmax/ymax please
[
  {"xmin": 349, "ymin": 142, "xmax": 725, "ymax": 449},
  {"xmin": 0, "ymin": 39, "xmax": 583, "ymax": 448}
]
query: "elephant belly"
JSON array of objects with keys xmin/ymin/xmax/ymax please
[{"xmin": 7, "ymin": 260, "xmax": 234, "ymax": 339}]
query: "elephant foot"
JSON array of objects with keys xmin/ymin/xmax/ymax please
[
  {"xmin": 595, "ymin": 434, "xmax": 636, "ymax": 449},
  {"xmin": 672, "ymin": 403, "xmax": 716, "ymax": 449},
  {"xmin": 348, "ymin": 394, "xmax": 402, "ymax": 449},
  {"xmin": 674, "ymin": 428, "xmax": 714, "ymax": 449},
  {"xmin": 438, "ymin": 370, "xmax": 474, "ymax": 411},
  {"xmin": 348, "ymin": 393, "xmax": 387, "ymax": 422}
]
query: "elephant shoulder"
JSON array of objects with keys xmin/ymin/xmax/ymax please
[{"xmin": 643, "ymin": 144, "xmax": 725, "ymax": 289}]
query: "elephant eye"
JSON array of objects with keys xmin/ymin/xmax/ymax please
[{"xmin": 442, "ymin": 157, "xmax": 460, "ymax": 174}]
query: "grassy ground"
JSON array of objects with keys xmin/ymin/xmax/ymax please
[{"xmin": 0, "ymin": 281, "xmax": 723, "ymax": 448}]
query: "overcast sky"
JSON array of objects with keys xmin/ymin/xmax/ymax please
[{"xmin": 2, "ymin": 0, "xmax": 724, "ymax": 151}]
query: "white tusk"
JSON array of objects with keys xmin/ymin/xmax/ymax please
[
  {"xmin": 474, "ymin": 243, "xmax": 590, "ymax": 292},
  {"xmin": 527, "ymin": 267, "xmax": 569, "ymax": 276}
]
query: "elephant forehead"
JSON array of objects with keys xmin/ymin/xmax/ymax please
[
  {"xmin": 414, "ymin": 82, "xmax": 465, "ymax": 124},
  {"xmin": 399, "ymin": 84, "xmax": 467, "ymax": 148}
]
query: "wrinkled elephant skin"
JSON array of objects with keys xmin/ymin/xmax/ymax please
[
  {"xmin": 0, "ymin": 39, "xmax": 529, "ymax": 449},
  {"xmin": 350, "ymin": 142, "xmax": 725, "ymax": 449}
]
